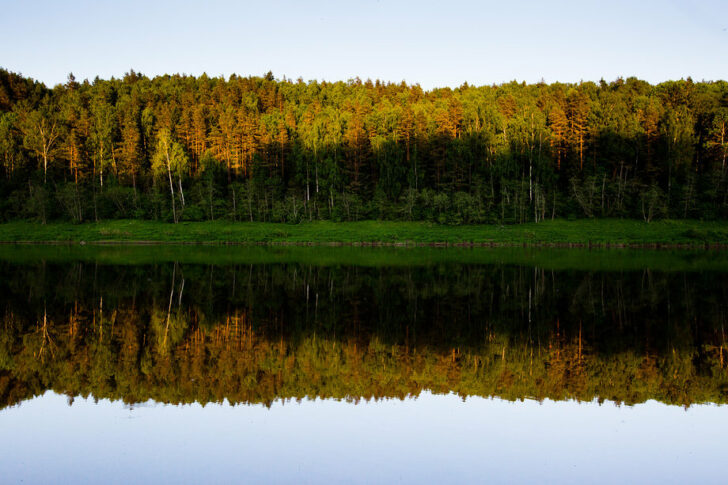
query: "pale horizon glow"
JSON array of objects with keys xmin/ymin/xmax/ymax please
[{"xmin": 1, "ymin": 0, "xmax": 726, "ymax": 90}]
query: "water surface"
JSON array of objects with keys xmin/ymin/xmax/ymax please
[{"xmin": 1, "ymin": 246, "xmax": 726, "ymax": 483}]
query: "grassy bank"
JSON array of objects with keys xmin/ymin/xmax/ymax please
[{"xmin": 0, "ymin": 219, "xmax": 726, "ymax": 246}]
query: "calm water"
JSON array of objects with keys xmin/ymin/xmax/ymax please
[{"xmin": 1, "ymin": 246, "xmax": 727, "ymax": 483}]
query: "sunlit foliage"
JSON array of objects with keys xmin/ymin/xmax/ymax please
[{"xmin": 0, "ymin": 69, "xmax": 727, "ymax": 223}]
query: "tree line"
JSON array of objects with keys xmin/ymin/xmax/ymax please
[{"xmin": 1, "ymin": 68, "xmax": 727, "ymax": 223}]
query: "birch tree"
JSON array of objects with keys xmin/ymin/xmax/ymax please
[
  {"xmin": 18, "ymin": 103, "xmax": 60, "ymax": 183},
  {"xmin": 152, "ymin": 128, "xmax": 188, "ymax": 223}
]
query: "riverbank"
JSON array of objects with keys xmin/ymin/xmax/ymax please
[{"xmin": 0, "ymin": 219, "xmax": 727, "ymax": 247}]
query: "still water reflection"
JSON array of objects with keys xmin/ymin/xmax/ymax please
[
  {"xmin": 1, "ymin": 391, "xmax": 726, "ymax": 484},
  {"xmin": 0, "ymin": 246, "xmax": 727, "ymax": 482}
]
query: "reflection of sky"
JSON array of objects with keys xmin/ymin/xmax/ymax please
[{"xmin": 1, "ymin": 392, "xmax": 725, "ymax": 484}]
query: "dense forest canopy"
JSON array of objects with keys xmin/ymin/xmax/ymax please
[{"xmin": 1, "ymin": 69, "xmax": 727, "ymax": 223}]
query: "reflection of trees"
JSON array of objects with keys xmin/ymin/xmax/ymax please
[
  {"xmin": 31, "ymin": 305, "xmax": 55, "ymax": 361},
  {"xmin": 152, "ymin": 263, "xmax": 187, "ymax": 355},
  {"xmin": 0, "ymin": 261, "xmax": 727, "ymax": 409}
]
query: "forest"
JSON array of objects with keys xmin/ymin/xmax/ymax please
[{"xmin": 1, "ymin": 68, "xmax": 727, "ymax": 224}]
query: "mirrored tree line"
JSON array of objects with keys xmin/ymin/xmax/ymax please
[
  {"xmin": 1, "ymin": 261, "xmax": 727, "ymax": 408},
  {"xmin": 1, "ymin": 69, "xmax": 727, "ymax": 223}
]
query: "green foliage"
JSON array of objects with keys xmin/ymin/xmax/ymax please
[
  {"xmin": 152, "ymin": 129, "xmax": 189, "ymax": 223},
  {"xmin": 640, "ymin": 184, "xmax": 667, "ymax": 222},
  {"xmin": 24, "ymin": 182, "xmax": 50, "ymax": 223},
  {"xmin": 0, "ymin": 69, "xmax": 727, "ymax": 223},
  {"xmin": 151, "ymin": 128, "xmax": 188, "ymax": 178},
  {"xmin": 55, "ymin": 182, "xmax": 84, "ymax": 222},
  {"xmin": 0, "ymin": 112, "xmax": 20, "ymax": 174}
]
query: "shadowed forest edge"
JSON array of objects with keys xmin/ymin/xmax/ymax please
[{"xmin": 1, "ymin": 70, "xmax": 727, "ymax": 225}]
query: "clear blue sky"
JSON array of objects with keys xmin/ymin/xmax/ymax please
[{"xmin": 2, "ymin": 0, "xmax": 726, "ymax": 89}]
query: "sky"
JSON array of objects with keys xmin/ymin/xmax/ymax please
[{"xmin": 1, "ymin": 0, "xmax": 726, "ymax": 89}]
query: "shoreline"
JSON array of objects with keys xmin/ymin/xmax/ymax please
[{"xmin": 1, "ymin": 240, "xmax": 727, "ymax": 249}]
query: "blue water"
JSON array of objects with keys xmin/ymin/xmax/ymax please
[{"xmin": 1, "ymin": 391, "xmax": 725, "ymax": 484}]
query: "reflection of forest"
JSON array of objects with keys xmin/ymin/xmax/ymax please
[{"xmin": 1, "ymin": 261, "xmax": 727, "ymax": 409}]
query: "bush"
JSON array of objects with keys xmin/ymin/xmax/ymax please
[
  {"xmin": 55, "ymin": 183, "xmax": 84, "ymax": 222},
  {"xmin": 640, "ymin": 184, "xmax": 667, "ymax": 223}
]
